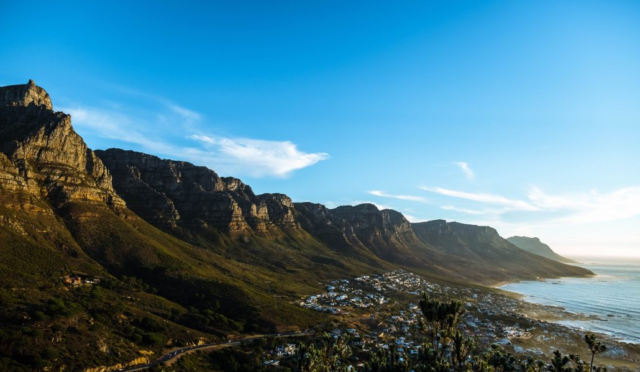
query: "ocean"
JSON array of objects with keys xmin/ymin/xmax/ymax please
[{"xmin": 501, "ymin": 257, "xmax": 640, "ymax": 344}]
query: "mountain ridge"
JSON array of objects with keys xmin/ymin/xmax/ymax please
[
  {"xmin": 95, "ymin": 147, "xmax": 593, "ymax": 284},
  {"xmin": 507, "ymin": 236, "xmax": 577, "ymax": 264}
]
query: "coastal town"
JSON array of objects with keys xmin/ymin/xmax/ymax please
[{"xmin": 287, "ymin": 270, "xmax": 640, "ymax": 371}]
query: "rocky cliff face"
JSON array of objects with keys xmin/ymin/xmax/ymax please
[
  {"xmin": 295, "ymin": 202, "xmax": 364, "ymax": 251},
  {"xmin": 94, "ymin": 149, "xmax": 429, "ymax": 263},
  {"xmin": 95, "ymin": 149, "xmax": 302, "ymax": 235},
  {"xmin": 0, "ymin": 80, "xmax": 124, "ymax": 211},
  {"xmin": 294, "ymin": 203, "xmax": 430, "ymax": 263},
  {"xmin": 330, "ymin": 204, "xmax": 427, "ymax": 261}
]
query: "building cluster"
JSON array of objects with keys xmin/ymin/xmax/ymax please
[
  {"xmin": 293, "ymin": 269, "xmax": 629, "ymax": 369},
  {"xmin": 299, "ymin": 277, "xmax": 391, "ymax": 314},
  {"xmin": 263, "ymin": 343, "xmax": 297, "ymax": 366}
]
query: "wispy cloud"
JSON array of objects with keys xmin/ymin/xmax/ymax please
[
  {"xmin": 189, "ymin": 135, "xmax": 328, "ymax": 177},
  {"xmin": 526, "ymin": 186, "xmax": 640, "ymax": 225},
  {"xmin": 423, "ymin": 185, "xmax": 640, "ymax": 226},
  {"xmin": 367, "ymin": 190, "xmax": 429, "ymax": 203},
  {"xmin": 62, "ymin": 106, "xmax": 180, "ymax": 155},
  {"xmin": 421, "ymin": 186, "xmax": 540, "ymax": 211},
  {"xmin": 61, "ymin": 95, "xmax": 328, "ymax": 178},
  {"xmin": 440, "ymin": 205, "xmax": 509, "ymax": 216},
  {"xmin": 454, "ymin": 161, "xmax": 475, "ymax": 180}
]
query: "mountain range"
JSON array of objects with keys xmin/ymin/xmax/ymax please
[{"xmin": 0, "ymin": 81, "xmax": 592, "ymax": 370}]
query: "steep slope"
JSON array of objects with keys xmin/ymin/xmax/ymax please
[
  {"xmin": 0, "ymin": 80, "xmax": 125, "ymax": 284},
  {"xmin": 0, "ymin": 81, "xmax": 361, "ymax": 319},
  {"xmin": 295, "ymin": 203, "xmax": 428, "ymax": 262},
  {"xmin": 94, "ymin": 148, "xmax": 388, "ymax": 274},
  {"xmin": 412, "ymin": 220, "xmax": 592, "ymax": 283},
  {"xmin": 0, "ymin": 81, "xmax": 338, "ymax": 371},
  {"xmin": 95, "ymin": 148, "xmax": 300, "ymax": 236},
  {"xmin": 507, "ymin": 236, "xmax": 577, "ymax": 263}
]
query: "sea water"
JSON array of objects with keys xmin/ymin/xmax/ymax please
[{"xmin": 501, "ymin": 257, "xmax": 640, "ymax": 344}]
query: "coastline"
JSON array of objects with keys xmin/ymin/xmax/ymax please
[{"xmin": 497, "ymin": 268, "xmax": 640, "ymax": 346}]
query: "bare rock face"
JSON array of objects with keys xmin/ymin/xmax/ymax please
[
  {"xmin": 295, "ymin": 202, "xmax": 426, "ymax": 262},
  {"xmin": 0, "ymin": 81, "xmax": 124, "ymax": 211},
  {"xmin": 331, "ymin": 204, "xmax": 426, "ymax": 261},
  {"xmin": 258, "ymin": 193, "xmax": 301, "ymax": 230},
  {"xmin": 295, "ymin": 202, "xmax": 366, "ymax": 252},
  {"xmin": 95, "ymin": 149, "xmax": 304, "ymax": 235},
  {"xmin": 0, "ymin": 80, "xmax": 53, "ymax": 110}
]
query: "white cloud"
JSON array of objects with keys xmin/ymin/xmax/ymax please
[
  {"xmin": 189, "ymin": 135, "xmax": 329, "ymax": 177},
  {"xmin": 62, "ymin": 106, "xmax": 179, "ymax": 155},
  {"xmin": 421, "ymin": 186, "xmax": 540, "ymax": 211},
  {"xmin": 454, "ymin": 161, "xmax": 475, "ymax": 180},
  {"xmin": 440, "ymin": 205, "xmax": 507, "ymax": 216},
  {"xmin": 61, "ymin": 100, "xmax": 328, "ymax": 178},
  {"xmin": 367, "ymin": 190, "xmax": 429, "ymax": 203},
  {"xmin": 526, "ymin": 186, "xmax": 640, "ymax": 225},
  {"xmin": 424, "ymin": 185, "xmax": 640, "ymax": 227}
]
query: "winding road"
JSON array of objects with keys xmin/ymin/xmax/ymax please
[{"xmin": 119, "ymin": 331, "xmax": 315, "ymax": 371}]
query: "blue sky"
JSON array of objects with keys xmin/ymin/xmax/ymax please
[{"xmin": 2, "ymin": 1, "xmax": 639, "ymax": 257}]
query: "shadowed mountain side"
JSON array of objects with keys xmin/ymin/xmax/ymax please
[
  {"xmin": 94, "ymin": 148, "xmax": 391, "ymax": 273},
  {"xmin": 411, "ymin": 220, "xmax": 592, "ymax": 283},
  {"xmin": 507, "ymin": 236, "xmax": 577, "ymax": 264},
  {"xmin": 95, "ymin": 148, "xmax": 594, "ymax": 285}
]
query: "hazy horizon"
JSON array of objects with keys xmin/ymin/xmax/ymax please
[{"xmin": 2, "ymin": 1, "xmax": 639, "ymax": 257}]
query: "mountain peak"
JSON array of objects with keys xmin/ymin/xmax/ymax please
[{"xmin": 0, "ymin": 79, "xmax": 53, "ymax": 110}]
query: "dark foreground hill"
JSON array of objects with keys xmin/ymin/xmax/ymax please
[
  {"xmin": 0, "ymin": 81, "xmax": 592, "ymax": 370},
  {"xmin": 507, "ymin": 236, "xmax": 577, "ymax": 263}
]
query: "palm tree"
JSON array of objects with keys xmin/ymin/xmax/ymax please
[{"xmin": 584, "ymin": 333, "xmax": 607, "ymax": 372}]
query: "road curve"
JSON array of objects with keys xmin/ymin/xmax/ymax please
[{"xmin": 119, "ymin": 331, "xmax": 315, "ymax": 371}]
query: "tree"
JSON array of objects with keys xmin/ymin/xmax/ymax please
[
  {"xmin": 548, "ymin": 350, "xmax": 572, "ymax": 372},
  {"xmin": 584, "ymin": 334, "xmax": 607, "ymax": 372},
  {"xmin": 418, "ymin": 293, "xmax": 474, "ymax": 371}
]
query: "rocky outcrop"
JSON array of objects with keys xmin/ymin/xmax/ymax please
[
  {"xmin": 0, "ymin": 80, "xmax": 124, "ymax": 210},
  {"xmin": 258, "ymin": 193, "xmax": 301, "ymax": 230},
  {"xmin": 0, "ymin": 79, "xmax": 53, "ymax": 110},
  {"xmin": 507, "ymin": 236, "xmax": 576, "ymax": 263}
]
